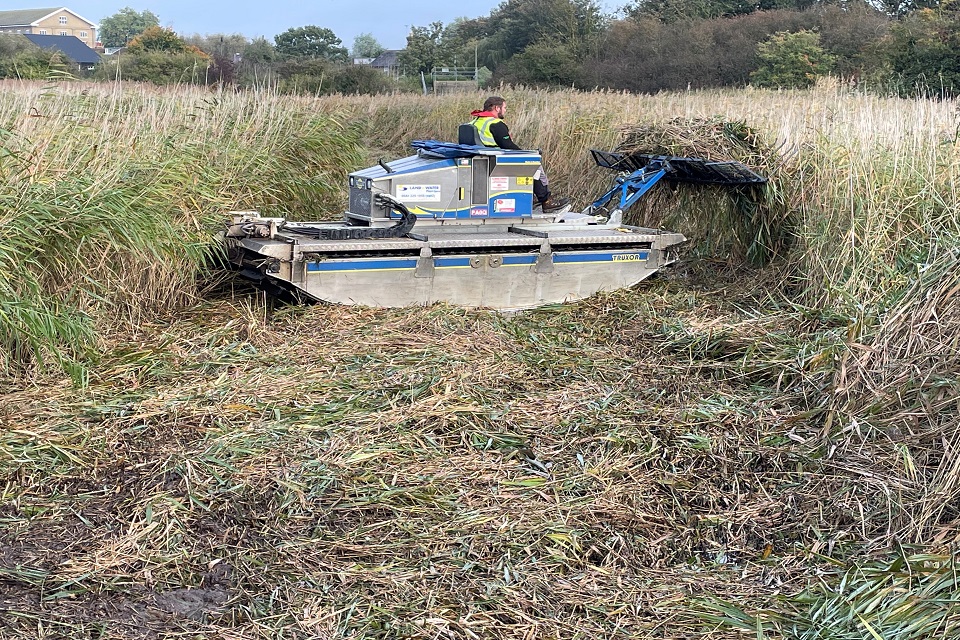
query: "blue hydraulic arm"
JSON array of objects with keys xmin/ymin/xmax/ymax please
[
  {"xmin": 587, "ymin": 149, "xmax": 766, "ymax": 219},
  {"xmin": 589, "ymin": 159, "xmax": 670, "ymax": 216}
]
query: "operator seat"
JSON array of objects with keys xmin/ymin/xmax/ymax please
[{"xmin": 458, "ymin": 123, "xmax": 485, "ymax": 146}]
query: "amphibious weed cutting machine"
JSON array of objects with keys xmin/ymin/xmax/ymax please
[{"xmin": 224, "ymin": 137, "xmax": 766, "ymax": 310}]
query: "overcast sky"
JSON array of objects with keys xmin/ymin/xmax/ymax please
[{"xmin": 69, "ymin": 1, "xmax": 624, "ymax": 50}]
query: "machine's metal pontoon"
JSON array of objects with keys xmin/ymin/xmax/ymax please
[{"xmin": 224, "ymin": 141, "xmax": 766, "ymax": 310}]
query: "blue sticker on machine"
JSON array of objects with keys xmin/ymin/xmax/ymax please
[{"xmin": 470, "ymin": 206, "xmax": 488, "ymax": 217}]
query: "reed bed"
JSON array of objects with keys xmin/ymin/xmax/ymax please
[
  {"xmin": 0, "ymin": 80, "xmax": 362, "ymax": 374},
  {"xmin": 1, "ymin": 80, "xmax": 959, "ymax": 638}
]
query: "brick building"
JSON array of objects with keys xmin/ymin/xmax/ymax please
[{"xmin": 0, "ymin": 7, "xmax": 97, "ymax": 49}]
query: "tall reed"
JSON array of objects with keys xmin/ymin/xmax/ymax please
[
  {"xmin": 0, "ymin": 80, "xmax": 363, "ymax": 375},
  {"xmin": 2, "ymin": 81, "xmax": 957, "ymax": 380}
]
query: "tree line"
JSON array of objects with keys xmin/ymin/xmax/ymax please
[{"xmin": 2, "ymin": 1, "xmax": 959, "ymax": 97}]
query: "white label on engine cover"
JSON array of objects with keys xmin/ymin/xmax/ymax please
[
  {"xmin": 396, "ymin": 184, "xmax": 442, "ymax": 202},
  {"xmin": 493, "ymin": 198, "xmax": 516, "ymax": 213},
  {"xmin": 490, "ymin": 177, "xmax": 509, "ymax": 191}
]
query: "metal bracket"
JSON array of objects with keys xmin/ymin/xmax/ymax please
[
  {"xmin": 535, "ymin": 241, "xmax": 553, "ymax": 274},
  {"xmin": 415, "ymin": 246, "xmax": 434, "ymax": 278}
]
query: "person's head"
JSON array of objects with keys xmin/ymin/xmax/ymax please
[{"xmin": 483, "ymin": 96, "xmax": 506, "ymax": 118}]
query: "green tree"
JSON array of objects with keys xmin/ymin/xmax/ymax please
[
  {"xmin": 883, "ymin": 9, "xmax": 960, "ymax": 97},
  {"xmin": 750, "ymin": 30, "xmax": 835, "ymax": 89},
  {"xmin": 351, "ymin": 32, "xmax": 384, "ymax": 59},
  {"xmin": 436, "ymin": 18, "xmax": 482, "ymax": 67},
  {"xmin": 400, "ymin": 21, "xmax": 445, "ymax": 74},
  {"xmin": 243, "ymin": 37, "xmax": 277, "ymax": 64},
  {"xmin": 98, "ymin": 7, "xmax": 160, "ymax": 47},
  {"xmin": 127, "ymin": 26, "xmax": 196, "ymax": 53},
  {"xmin": 274, "ymin": 26, "xmax": 348, "ymax": 61},
  {"xmin": 479, "ymin": 0, "xmax": 605, "ymax": 70}
]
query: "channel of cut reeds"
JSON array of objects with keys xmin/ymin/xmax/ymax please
[{"xmin": 1, "ymin": 80, "xmax": 959, "ymax": 638}]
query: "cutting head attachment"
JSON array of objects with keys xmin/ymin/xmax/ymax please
[{"xmin": 591, "ymin": 150, "xmax": 767, "ymax": 186}]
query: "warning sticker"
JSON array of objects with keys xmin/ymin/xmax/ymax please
[
  {"xmin": 396, "ymin": 184, "xmax": 442, "ymax": 202},
  {"xmin": 517, "ymin": 176, "xmax": 533, "ymax": 186},
  {"xmin": 470, "ymin": 206, "xmax": 488, "ymax": 217},
  {"xmin": 490, "ymin": 177, "xmax": 509, "ymax": 191},
  {"xmin": 493, "ymin": 198, "xmax": 516, "ymax": 213}
]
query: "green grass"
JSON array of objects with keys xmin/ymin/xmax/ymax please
[{"xmin": 697, "ymin": 551, "xmax": 960, "ymax": 639}]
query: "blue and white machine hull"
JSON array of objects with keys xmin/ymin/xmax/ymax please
[
  {"xmin": 224, "ymin": 141, "xmax": 765, "ymax": 309},
  {"xmin": 234, "ymin": 223, "xmax": 684, "ymax": 310}
]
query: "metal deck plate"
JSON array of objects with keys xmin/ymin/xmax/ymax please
[
  {"xmin": 290, "ymin": 237, "xmax": 427, "ymax": 252},
  {"xmin": 290, "ymin": 232, "xmax": 541, "ymax": 252},
  {"xmin": 285, "ymin": 227, "xmax": 667, "ymax": 253},
  {"xmin": 510, "ymin": 224, "xmax": 661, "ymax": 243}
]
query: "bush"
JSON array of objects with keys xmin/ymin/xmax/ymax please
[
  {"xmin": 96, "ymin": 50, "xmax": 212, "ymax": 84},
  {"xmin": 582, "ymin": 11, "xmax": 820, "ymax": 91},
  {"xmin": 275, "ymin": 58, "xmax": 334, "ymax": 94},
  {"xmin": 0, "ymin": 36, "xmax": 63, "ymax": 79},
  {"xmin": 750, "ymin": 29, "xmax": 834, "ymax": 89},
  {"xmin": 495, "ymin": 41, "xmax": 581, "ymax": 86},
  {"xmin": 330, "ymin": 65, "xmax": 394, "ymax": 94}
]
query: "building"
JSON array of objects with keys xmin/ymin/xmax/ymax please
[
  {"xmin": 370, "ymin": 50, "xmax": 402, "ymax": 76},
  {"xmin": 0, "ymin": 8, "xmax": 97, "ymax": 49},
  {"xmin": 23, "ymin": 34, "xmax": 100, "ymax": 69}
]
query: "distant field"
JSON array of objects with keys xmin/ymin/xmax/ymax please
[{"xmin": 1, "ymin": 80, "xmax": 958, "ymax": 638}]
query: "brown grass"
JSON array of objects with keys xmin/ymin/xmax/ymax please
[{"xmin": 1, "ymin": 80, "xmax": 959, "ymax": 638}]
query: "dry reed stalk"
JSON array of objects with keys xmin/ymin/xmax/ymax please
[{"xmin": 0, "ymin": 269, "xmax": 950, "ymax": 638}]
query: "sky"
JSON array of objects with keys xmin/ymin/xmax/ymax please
[{"xmin": 69, "ymin": 1, "xmax": 623, "ymax": 50}]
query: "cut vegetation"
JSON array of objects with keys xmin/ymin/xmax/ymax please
[{"xmin": 1, "ymin": 81, "xmax": 958, "ymax": 638}]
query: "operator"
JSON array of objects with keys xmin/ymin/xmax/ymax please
[{"xmin": 469, "ymin": 96, "xmax": 569, "ymax": 213}]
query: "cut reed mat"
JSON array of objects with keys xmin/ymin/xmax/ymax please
[
  {"xmin": 2, "ymin": 267, "xmax": 959, "ymax": 638},
  {"xmin": 0, "ymin": 276, "xmax": 862, "ymax": 637}
]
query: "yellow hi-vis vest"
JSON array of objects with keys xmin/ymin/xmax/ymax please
[{"xmin": 472, "ymin": 116, "xmax": 502, "ymax": 147}]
